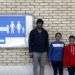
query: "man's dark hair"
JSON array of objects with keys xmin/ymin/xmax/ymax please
[
  {"xmin": 36, "ymin": 19, "xmax": 44, "ymax": 24},
  {"xmin": 55, "ymin": 32, "xmax": 62, "ymax": 37},
  {"xmin": 69, "ymin": 35, "xmax": 75, "ymax": 39}
]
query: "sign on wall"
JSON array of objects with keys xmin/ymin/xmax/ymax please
[{"xmin": 0, "ymin": 15, "xmax": 33, "ymax": 48}]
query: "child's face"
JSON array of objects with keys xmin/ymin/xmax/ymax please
[
  {"xmin": 69, "ymin": 38, "xmax": 75, "ymax": 44},
  {"xmin": 55, "ymin": 34, "xmax": 62, "ymax": 41}
]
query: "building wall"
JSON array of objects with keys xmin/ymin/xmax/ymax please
[{"xmin": 0, "ymin": 0, "xmax": 75, "ymax": 65}]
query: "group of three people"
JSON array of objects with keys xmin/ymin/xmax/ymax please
[{"xmin": 29, "ymin": 19, "xmax": 75, "ymax": 75}]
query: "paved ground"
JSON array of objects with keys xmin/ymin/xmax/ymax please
[{"xmin": 0, "ymin": 64, "xmax": 68, "ymax": 75}]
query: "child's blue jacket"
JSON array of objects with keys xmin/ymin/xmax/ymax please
[{"xmin": 48, "ymin": 41, "xmax": 64, "ymax": 61}]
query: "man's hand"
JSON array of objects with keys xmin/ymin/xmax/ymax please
[{"xmin": 29, "ymin": 52, "xmax": 33, "ymax": 58}]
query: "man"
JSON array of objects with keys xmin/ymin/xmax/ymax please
[{"xmin": 29, "ymin": 19, "xmax": 49, "ymax": 75}]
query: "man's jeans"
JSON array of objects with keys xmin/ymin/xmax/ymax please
[{"xmin": 33, "ymin": 52, "xmax": 47, "ymax": 75}]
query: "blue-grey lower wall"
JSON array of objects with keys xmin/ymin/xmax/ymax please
[{"xmin": 0, "ymin": 64, "xmax": 68, "ymax": 75}]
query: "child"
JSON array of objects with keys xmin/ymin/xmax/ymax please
[
  {"xmin": 63, "ymin": 35, "xmax": 75, "ymax": 75},
  {"xmin": 48, "ymin": 32, "xmax": 64, "ymax": 75}
]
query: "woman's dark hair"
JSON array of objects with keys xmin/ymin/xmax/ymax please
[
  {"xmin": 69, "ymin": 35, "xmax": 75, "ymax": 39},
  {"xmin": 55, "ymin": 32, "xmax": 62, "ymax": 37},
  {"xmin": 36, "ymin": 19, "xmax": 44, "ymax": 24}
]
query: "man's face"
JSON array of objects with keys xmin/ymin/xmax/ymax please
[
  {"xmin": 37, "ymin": 22, "xmax": 43, "ymax": 29},
  {"xmin": 55, "ymin": 34, "xmax": 62, "ymax": 41},
  {"xmin": 69, "ymin": 38, "xmax": 75, "ymax": 44}
]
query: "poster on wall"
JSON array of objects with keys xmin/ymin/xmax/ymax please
[{"xmin": 0, "ymin": 15, "xmax": 33, "ymax": 48}]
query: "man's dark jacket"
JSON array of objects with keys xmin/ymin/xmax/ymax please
[{"xmin": 29, "ymin": 28, "xmax": 49, "ymax": 53}]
